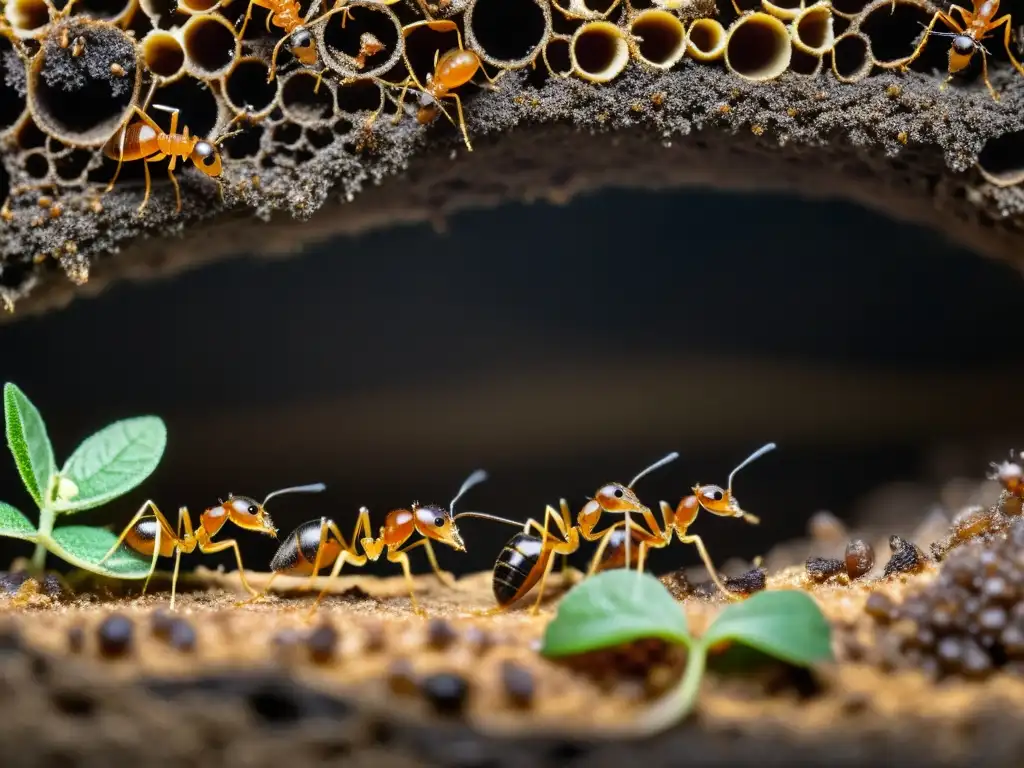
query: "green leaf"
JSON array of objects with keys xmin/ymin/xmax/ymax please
[
  {"xmin": 540, "ymin": 570, "xmax": 691, "ymax": 657},
  {"xmin": 3, "ymin": 383, "xmax": 56, "ymax": 508},
  {"xmin": 47, "ymin": 525, "xmax": 153, "ymax": 579},
  {"xmin": 0, "ymin": 501, "xmax": 38, "ymax": 542},
  {"xmin": 701, "ymin": 590, "xmax": 833, "ymax": 667},
  {"xmin": 55, "ymin": 416, "xmax": 167, "ymax": 513}
]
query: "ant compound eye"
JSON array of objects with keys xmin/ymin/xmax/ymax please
[
  {"xmin": 712, "ymin": 490, "xmax": 724, "ymax": 501},
  {"xmin": 613, "ymin": 488, "xmax": 624, "ymax": 498},
  {"xmin": 433, "ymin": 516, "xmax": 444, "ymax": 527},
  {"xmin": 291, "ymin": 30, "xmax": 311, "ymax": 48},
  {"xmin": 248, "ymin": 505, "xmax": 259, "ymax": 515},
  {"xmin": 194, "ymin": 141, "xmax": 215, "ymax": 163}
]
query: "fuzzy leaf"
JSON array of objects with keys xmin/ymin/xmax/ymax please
[
  {"xmin": 0, "ymin": 501, "xmax": 38, "ymax": 542},
  {"xmin": 48, "ymin": 525, "xmax": 152, "ymax": 579},
  {"xmin": 700, "ymin": 590, "xmax": 833, "ymax": 667},
  {"xmin": 3, "ymin": 383, "xmax": 56, "ymax": 508},
  {"xmin": 55, "ymin": 416, "xmax": 167, "ymax": 513},
  {"xmin": 540, "ymin": 570, "xmax": 690, "ymax": 657}
]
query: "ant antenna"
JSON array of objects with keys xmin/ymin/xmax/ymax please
[
  {"xmin": 727, "ymin": 442, "xmax": 777, "ymax": 491},
  {"xmin": 452, "ymin": 510, "xmax": 524, "ymax": 528},
  {"xmin": 262, "ymin": 482, "xmax": 327, "ymax": 506},
  {"xmin": 629, "ymin": 451, "xmax": 680, "ymax": 488},
  {"xmin": 449, "ymin": 469, "xmax": 487, "ymax": 516}
]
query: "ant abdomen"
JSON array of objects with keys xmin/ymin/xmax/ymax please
[
  {"xmin": 594, "ymin": 528, "xmax": 643, "ymax": 572},
  {"xmin": 492, "ymin": 531, "xmax": 545, "ymax": 606},
  {"xmin": 126, "ymin": 517, "xmax": 175, "ymax": 558},
  {"xmin": 270, "ymin": 518, "xmax": 341, "ymax": 576}
]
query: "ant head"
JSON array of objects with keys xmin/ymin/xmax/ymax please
[
  {"xmin": 593, "ymin": 483, "xmax": 645, "ymax": 513},
  {"xmin": 691, "ymin": 483, "xmax": 733, "ymax": 515},
  {"xmin": 289, "ymin": 28, "xmax": 317, "ymax": 64},
  {"xmin": 224, "ymin": 494, "xmax": 278, "ymax": 536},
  {"xmin": 412, "ymin": 503, "xmax": 465, "ymax": 550},
  {"xmin": 190, "ymin": 140, "xmax": 222, "ymax": 177}
]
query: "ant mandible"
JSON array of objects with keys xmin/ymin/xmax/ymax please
[
  {"xmin": 250, "ymin": 470, "xmax": 506, "ymax": 617},
  {"xmin": 103, "ymin": 103, "xmax": 244, "ymax": 215},
  {"xmin": 582, "ymin": 442, "xmax": 777, "ymax": 599},
  {"xmin": 97, "ymin": 483, "xmax": 326, "ymax": 610},
  {"xmin": 881, "ymin": 0, "xmax": 1024, "ymax": 101},
  {"xmin": 385, "ymin": 19, "xmax": 505, "ymax": 152}
]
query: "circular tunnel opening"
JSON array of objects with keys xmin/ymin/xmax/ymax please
[
  {"xmin": 572, "ymin": 22, "xmax": 629, "ymax": 82},
  {"xmin": 631, "ymin": 10, "xmax": 685, "ymax": 68},
  {"xmin": 467, "ymin": 0, "xmax": 547, "ymax": 66},
  {"xmin": 182, "ymin": 13, "xmax": 238, "ymax": 76},
  {"xmin": 320, "ymin": 0, "xmax": 401, "ymax": 77},
  {"xmin": 142, "ymin": 31, "xmax": 185, "ymax": 79},
  {"xmin": 225, "ymin": 57, "xmax": 278, "ymax": 115},
  {"xmin": 725, "ymin": 13, "xmax": 791, "ymax": 82}
]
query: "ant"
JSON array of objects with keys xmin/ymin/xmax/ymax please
[
  {"xmin": 103, "ymin": 103, "xmax": 245, "ymax": 215},
  {"xmin": 583, "ymin": 442, "xmax": 777, "ymax": 599},
  {"xmin": 97, "ymin": 483, "xmax": 326, "ymax": 610},
  {"xmin": 247, "ymin": 469, "xmax": 510, "ymax": 617},
  {"xmin": 884, "ymin": 0, "xmax": 1024, "ymax": 101},
  {"xmin": 382, "ymin": 19, "xmax": 505, "ymax": 152},
  {"xmin": 988, "ymin": 450, "xmax": 1022, "ymax": 496},
  {"xmin": 484, "ymin": 453, "xmax": 680, "ymax": 615},
  {"xmin": 488, "ymin": 444, "xmax": 777, "ymax": 612}
]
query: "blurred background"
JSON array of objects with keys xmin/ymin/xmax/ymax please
[{"xmin": 0, "ymin": 186, "xmax": 1022, "ymax": 579}]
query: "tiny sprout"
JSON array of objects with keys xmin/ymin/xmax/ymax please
[
  {"xmin": 540, "ymin": 571, "xmax": 832, "ymax": 735},
  {"xmin": 2, "ymin": 381, "xmax": 167, "ymax": 578}
]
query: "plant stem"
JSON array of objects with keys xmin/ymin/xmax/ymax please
[
  {"xmin": 30, "ymin": 505, "xmax": 54, "ymax": 573},
  {"xmin": 631, "ymin": 641, "xmax": 708, "ymax": 737}
]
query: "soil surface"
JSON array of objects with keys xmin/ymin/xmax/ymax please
[{"xmin": 3, "ymin": 498, "xmax": 1024, "ymax": 768}]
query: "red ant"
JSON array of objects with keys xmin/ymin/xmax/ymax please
[
  {"xmin": 486, "ymin": 444, "xmax": 776, "ymax": 612},
  {"xmin": 103, "ymin": 103, "xmax": 245, "ymax": 215},
  {"xmin": 245, "ymin": 470, "xmax": 511, "ymax": 617},
  {"xmin": 884, "ymin": 0, "xmax": 1024, "ymax": 101},
  {"xmin": 376, "ymin": 19, "xmax": 504, "ymax": 152},
  {"xmin": 98, "ymin": 483, "xmax": 326, "ymax": 610}
]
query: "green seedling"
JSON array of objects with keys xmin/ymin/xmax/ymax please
[
  {"xmin": 540, "ymin": 570, "xmax": 833, "ymax": 736},
  {"xmin": 2, "ymin": 381, "xmax": 166, "ymax": 579}
]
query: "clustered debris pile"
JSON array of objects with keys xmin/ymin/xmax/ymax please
[{"xmin": 2, "ymin": 0, "xmax": 1024, "ymax": 314}]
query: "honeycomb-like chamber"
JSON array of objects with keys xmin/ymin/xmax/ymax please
[{"xmin": 2, "ymin": 0, "xmax": 1024, "ymax": 314}]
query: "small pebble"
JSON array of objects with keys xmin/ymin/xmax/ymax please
[
  {"xmin": 500, "ymin": 661, "xmax": 535, "ymax": 708},
  {"xmin": 864, "ymin": 592, "xmax": 895, "ymax": 623},
  {"xmin": 386, "ymin": 659, "xmax": 419, "ymax": 696},
  {"xmin": 41, "ymin": 574, "xmax": 66, "ymax": 599},
  {"xmin": 151, "ymin": 609, "xmax": 175, "ymax": 640},
  {"xmin": 66, "ymin": 626, "xmax": 85, "ymax": 654},
  {"xmin": 425, "ymin": 618, "xmax": 458, "ymax": 650},
  {"xmin": 168, "ymin": 619, "xmax": 197, "ymax": 652},
  {"xmin": 420, "ymin": 672, "xmax": 470, "ymax": 717},
  {"xmin": 463, "ymin": 627, "xmax": 494, "ymax": 653},
  {"xmin": 882, "ymin": 535, "xmax": 926, "ymax": 577},
  {"xmin": 845, "ymin": 539, "xmax": 875, "ymax": 580},
  {"xmin": 96, "ymin": 614, "xmax": 133, "ymax": 658},
  {"xmin": 306, "ymin": 623, "xmax": 338, "ymax": 664},
  {"xmin": 805, "ymin": 556, "xmax": 844, "ymax": 582}
]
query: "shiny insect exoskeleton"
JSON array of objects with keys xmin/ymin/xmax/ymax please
[
  {"xmin": 382, "ymin": 19, "xmax": 504, "ymax": 152},
  {"xmin": 882, "ymin": 0, "xmax": 1024, "ymax": 101},
  {"xmin": 248, "ymin": 470, "xmax": 504, "ymax": 617},
  {"xmin": 103, "ymin": 104, "xmax": 242, "ymax": 215},
  {"xmin": 98, "ymin": 483, "xmax": 326, "ymax": 610}
]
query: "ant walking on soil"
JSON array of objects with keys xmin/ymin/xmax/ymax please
[
  {"xmin": 481, "ymin": 453, "xmax": 680, "ymax": 615},
  {"xmin": 249, "ymin": 470, "xmax": 515, "ymax": 617},
  {"xmin": 881, "ymin": 0, "xmax": 1024, "ymax": 101},
  {"xmin": 98, "ymin": 483, "xmax": 326, "ymax": 610},
  {"xmin": 485, "ymin": 444, "xmax": 776, "ymax": 613}
]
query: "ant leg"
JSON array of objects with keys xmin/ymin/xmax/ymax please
[
  {"xmin": 197, "ymin": 538, "xmax": 260, "ymax": 597},
  {"xmin": 235, "ymin": 573, "xmax": 278, "ymax": 607},
  {"xmin": 678, "ymin": 533, "xmax": 740, "ymax": 601},
  {"xmin": 586, "ymin": 522, "xmax": 626, "ymax": 577},
  {"xmin": 877, "ymin": 10, "xmax": 955, "ymax": 71},
  {"xmin": 268, "ymin": 37, "xmax": 289, "ymax": 83},
  {"xmin": 528, "ymin": 550, "xmax": 559, "ymax": 615},
  {"xmin": 387, "ymin": 546, "xmax": 426, "ymax": 617},
  {"xmin": 390, "ymin": 79, "xmax": 414, "ymax": 125},
  {"xmin": 236, "ymin": 0, "xmax": 258, "ymax": 40},
  {"xmin": 305, "ymin": 549, "xmax": 368, "ymax": 619},
  {"xmin": 169, "ymin": 546, "xmax": 183, "ymax": 610},
  {"xmin": 979, "ymin": 49, "xmax": 999, "ymax": 102},
  {"xmin": 313, "ymin": 67, "xmax": 331, "ymax": 94},
  {"xmin": 421, "ymin": 537, "xmax": 456, "ymax": 588},
  {"xmin": 166, "ymin": 167, "xmax": 182, "ymax": 213},
  {"xmin": 997, "ymin": 14, "xmax": 1024, "ymax": 77},
  {"xmin": 138, "ymin": 158, "xmax": 153, "ymax": 215},
  {"xmin": 445, "ymin": 93, "xmax": 472, "ymax": 152},
  {"xmin": 298, "ymin": 519, "xmax": 331, "ymax": 591}
]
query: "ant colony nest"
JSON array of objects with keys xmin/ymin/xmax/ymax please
[{"xmin": 3, "ymin": 0, "xmax": 1024, "ymax": 309}]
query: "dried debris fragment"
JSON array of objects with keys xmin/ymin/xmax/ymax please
[
  {"xmin": 96, "ymin": 614, "xmax": 133, "ymax": 658},
  {"xmin": 805, "ymin": 557, "xmax": 845, "ymax": 583},
  {"xmin": 882, "ymin": 535, "xmax": 928, "ymax": 578}
]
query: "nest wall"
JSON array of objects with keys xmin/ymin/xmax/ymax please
[{"xmin": 2, "ymin": 0, "xmax": 1024, "ymax": 313}]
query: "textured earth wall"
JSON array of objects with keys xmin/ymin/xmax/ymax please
[{"xmin": 2, "ymin": 0, "xmax": 1024, "ymax": 319}]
